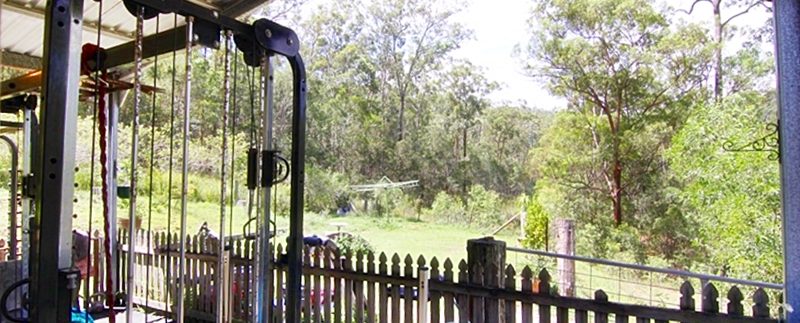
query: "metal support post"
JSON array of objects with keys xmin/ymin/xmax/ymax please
[
  {"xmin": 107, "ymin": 90, "xmax": 121, "ymax": 293},
  {"xmin": 1, "ymin": 136, "xmax": 19, "ymax": 260},
  {"xmin": 32, "ymin": 0, "xmax": 84, "ymax": 321},
  {"xmin": 255, "ymin": 54, "xmax": 274, "ymax": 323},
  {"xmin": 285, "ymin": 54, "xmax": 307, "ymax": 323},
  {"xmin": 775, "ymin": 1, "xmax": 800, "ymax": 321}
]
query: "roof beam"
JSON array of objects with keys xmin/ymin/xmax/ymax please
[
  {"xmin": 3, "ymin": 0, "xmax": 134, "ymax": 40},
  {"xmin": 1, "ymin": 50, "xmax": 41, "ymax": 70}
]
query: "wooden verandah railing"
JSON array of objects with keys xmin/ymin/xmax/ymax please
[{"xmin": 79, "ymin": 229, "xmax": 783, "ymax": 322}]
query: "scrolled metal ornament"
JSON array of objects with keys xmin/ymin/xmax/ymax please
[{"xmin": 722, "ymin": 123, "xmax": 780, "ymax": 161}]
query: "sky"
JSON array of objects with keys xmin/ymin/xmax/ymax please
[
  {"xmin": 448, "ymin": 0, "xmax": 773, "ymax": 111},
  {"xmin": 450, "ymin": 0, "xmax": 561, "ymax": 110}
]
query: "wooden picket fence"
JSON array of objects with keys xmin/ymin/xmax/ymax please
[{"xmin": 89, "ymin": 230, "xmax": 782, "ymax": 322}]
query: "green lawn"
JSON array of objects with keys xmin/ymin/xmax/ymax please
[{"xmin": 1, "ymin": 188, "xmax": 520, "ymax": 264}]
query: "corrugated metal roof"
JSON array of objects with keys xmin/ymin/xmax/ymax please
[{"xmin": 0, "ymin": 0, "xmax": 265, "ymax": 66}]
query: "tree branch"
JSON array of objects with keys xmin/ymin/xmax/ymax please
[
  {"xmin": 722, "ymin": 0, "xmax": 766, "ymax": 28},
  {"xmin": 676, "ymin": 0, "xmax": 712, "ymax": 15}
]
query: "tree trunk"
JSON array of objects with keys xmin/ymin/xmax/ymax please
[
  {"xmin": 462, "ymin": 126, "xmax": 468, "ymax": 159},
  {"xmin": 612, "ymin": 159, "xmax": 622, "ymax": 225},
  {"xmin": 398, "ymin": 95, "xmax": 406, "ymax": 141}
]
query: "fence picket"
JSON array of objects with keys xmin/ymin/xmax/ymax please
[
  {"xmin": 504, "ymin": 265, "xmax": 516, "ymax": 323},
  {"xmin": 752, "ymin": 288, "xmax": 770, "ymax": 318},
  {"xmin": 727, "ymin": 286, "xmax": 744, "ymax": 317},
  {"xmin": 390, "ymin": 253, "xmax": 401, "ymax": 323},
  {"xmin": 471, "ymin": 262, "xmax": 484, "ymax": 323},
  {"xmin": 430, "ymin": 257, "xmax": 441, "ymax": 323},
  {"xmin": 276, "ymin": 244, "xmax": 286, "ymax": 323},
  {"xmin": 443, "ymin": 259, "xmax": 454, "ymax": 323},
  {"xmin": 334, "ymin": 250, "xmax": 344, "ymax": 323},
  {"xmin": 538, "ymin": 268, "xmax": 552, "ymax": 323},
  {"xmin": 324, "ymin": 248, "xmax": 333, "ymax": 323},
  {"xmin": 403, "ymin": 255, "xmax": 414, "ymax": 323},
  {"xmin": 304, "ymin": 246, "xmax": 312, "ymax": 323},
  {"xmin": 701, "ymin": 283, "xmax": 719, "ymax": 314},
  {"xmin": 345, "ymin": 252, "xmax": 354, "ymax": 323},
  {"xmin": 379, "ymin": 252, "xmax": 389, "ymax": 323},
  {"xmin": 367, "ymin": 252, "xmax": 376, "ymax": 323},
  {"xmin": 355, "ymin": 252, "xmax": 366, "ymax": 323},
  {"xmin": 594, "ymin": 290, "xmax": 609, "ymax": 323},
  {"xmin": 521, "ymin": 266, "xmax": 533, "ymax": 323},
  {"xmin": 313, "ymin": 248, "xmax": 323, "ymax": 323},
  {"xmin": 457, "ymin": 260, "xmax": 469, "ymax": 323}
]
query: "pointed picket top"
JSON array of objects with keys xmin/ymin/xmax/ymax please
[
  {"xmin": 443, "ymin": 258, "xmax": 453, "ymax": 271},
  {"xmin": 680, "ymin": 281, "xmax": 695, "ymax": 311},
  {"xmin": 356, "ymin": 251, "xmax": 365, "ymax": 272},
  {"xmin": 430, "ymin": 257, "xmax": 440, "ymax": 275},
  {"xmin": 458, "ymin": 260, "xmax": 468, "ymax": 283},
  {"xmin": 391, "ymin": 253, "xmax": 401, "ymax": 275},
  {"xmin": 521, "ymin": 265, "xmax": 533, "ymax": 280},
  {"xmin": 378, "ymin": 252, "xmax": 388, "ymax": 274},
  {"xmin": 752, "ymin": 288, "xmax": 770, "ymax": 318},
  {"xmin": 367, "ymin": 251, "xmax": 375, "ymax": 270},
  {"xmin": 537, "ymin": 268, "xmax": 551, "ymax": 295},
  {"xmin": 594, "ymin": 289, "xmax": 608, "ymax": 302},
  {"xmin": 726, "ymin": 286, "xmax": 744, "ymax": 316},
  {"xmin": 276, "ymin": 243, "xmax": 284, "ymax": 256},
  {"xmin": 302, "ymin": 246, "xmax": 311, "ymax": 265},
  {"xmin": 402, "ymin": 254, "xmax": 414, "ymax": 277},
  {"xmin": 701, "ymin": 282, "xmax": 719, "ymax": 313},
  {"xmin": 417, "ymin": 255, "xmax": 426, "ymax": 269},
  {"xmin": 504, "ymin": 265, "xmax": 516, "ymax": 289}
]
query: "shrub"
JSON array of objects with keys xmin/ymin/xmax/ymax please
[
  {"xmin": 333, "ymin": 234, "xmax": 374, "ymax": 256},
  {"xmin": 466, "ymin": 185, "xmax": 503, "ymax": 226},
  {"xmin": 425, "ymin": 191, "xmax": 465, "ymax": 223},
  {"xmin": 522, "ymin": 194, "xmax": 549, "ymax": 249},
  {"xmin": 305, "ymin": 167, "xmax": 350, "ymax": 214}
]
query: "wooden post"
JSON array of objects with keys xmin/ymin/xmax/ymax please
[
  {"xmin": 554, "ymin": 218, "xmax": 575, "ymax": 297},
  {"xmin": 467, "ymin": 237, "xmax": 506, "ymax": 323},
  {"xmin": 0, "ymin": 239, "xmax": 7, "ymax": 261}
]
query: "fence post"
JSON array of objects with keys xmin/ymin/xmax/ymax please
[
  {"xmin": 466, "ymin": 237, "xmax": 506, "ymax": 323},
  {"xmin": 418, "ymin": 265, "xmax": 430, "ymax": 323},
  {"xmin": 554, "ymin": 219, "xmax": 575, "ymax": 297}
]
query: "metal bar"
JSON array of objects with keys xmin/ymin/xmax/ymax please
[
  {"xmin": 125, "ymin": 7, "xmax": 145, "ymax": 323},
  {"xmin": 775, "ymin": 1, "xmax": 800, "ymax": 321},
  {"xmin": 177, "ymin": 16, "xmax": 195, "ymax": 323},
  {"xmin": 31, "ymin": 0, "xmax": 84, "ymax": 321},
  {"xmin": 107, "ymin": 90, "xmax": 121, "ymax": 293},
  {"xmin": 255, "ymin": 55, "xmax": 274, "ymax": 323},
  {"xmin": 285, "ymin": 53, "xmax": 308, "ymax": 323},
  {"xmin": 506, "ymin": 247, "xmax": 782, "ymax": 290},
  {"xmin": 0, "ymin": 136, "xmax": 19, "ymax": 259},
  {"xmin": 124, "ymin": 0, "xmax": 253, "ymax": 41},
  {"xmin": 216, "ymin": 30, "xmax": 233, "ymax": 323},
  {"xmin": 21, "ymin": 107, "xmax": 34, "ymax": 279},
  {"xmin": 105, "ymin": 25, "xmax": 188, "ymax": 69}
]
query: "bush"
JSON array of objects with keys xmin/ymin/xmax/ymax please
[
  {"xmin": 425, "ymin": 191, "xmax": 465, "ymax": 223},
  {"xmin": 522, "ymin": 195, "xmax": 549, "ymax": 249},
  {"xmin": 466, "ymin": 185, "xmax": 503, "ymax": 227},
  {"xmin": 305, "ymin": 167, "xmax": 350, "ymax": 214},
  {"xmin": 333, "ymin": 233, "xmax": 375, "ymax": 256}
]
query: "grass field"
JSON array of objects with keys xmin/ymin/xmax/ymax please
[{"xmin": 0, "ymin": 188, "xmax": 522, "ymax": 264}]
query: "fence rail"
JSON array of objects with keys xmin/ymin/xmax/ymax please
[{"xmin": 78, "ymin": 229, "xmax": 784, "ymax": 322}]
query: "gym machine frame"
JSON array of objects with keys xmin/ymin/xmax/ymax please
[{"xmin": 30, "ymin": 0, "xmax": 308, "ymax": 322}]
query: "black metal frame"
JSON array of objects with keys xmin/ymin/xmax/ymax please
[
  {"xmin": 32, "ymin": 0, "xmax": 85, "ymax": 322},
  {"xmin": 30, "ymin": 0, "xmax": 308, "ymax": 321},
  {"xmin": 774, "ymin": 2, "xmax": 800, "ymax": 322}
]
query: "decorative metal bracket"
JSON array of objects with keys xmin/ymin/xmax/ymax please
[{"xmin": 722, "ymin": 123, "xmax": 780, "ymax": 161}]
